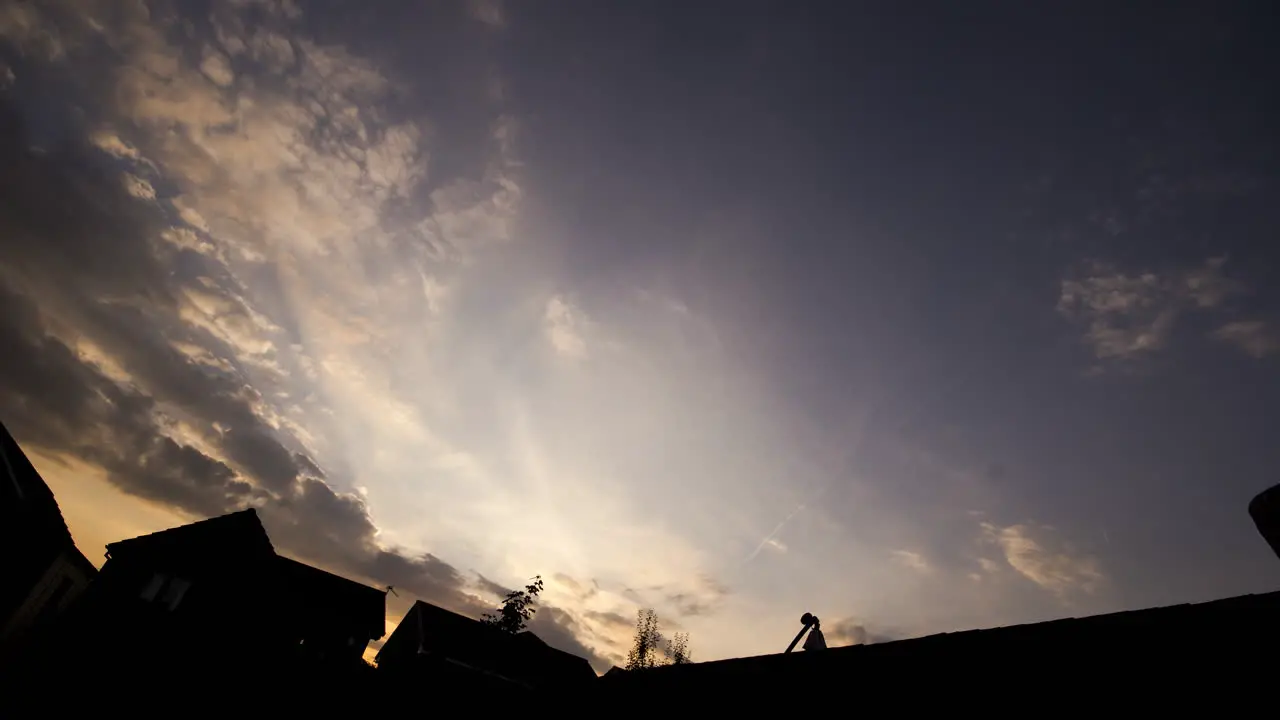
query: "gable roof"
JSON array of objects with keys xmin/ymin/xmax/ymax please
[
  {"xmin": 275, "ymin": 555, "xmax": 386, "ymax": 639},
  {"xmin": 106, "ymin": 508, "xmax": 275, "ymax": 566},
  {"xmin": 377, "ymin": 600, "xmax": 595, "ymax": 687},
  {"xmin": 0, "ymin": 419, "xmax": 73, "ymax": 549},
  {"xmin": 514, "ymin": 630, "xmax": 597, "ymax": 682},
  {"xmin": 377, "ymin": 600, "xmax": 496, "ymax": 668}
]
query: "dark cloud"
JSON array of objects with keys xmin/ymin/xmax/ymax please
[
  {"xmin": 0, "ymin": 282, "xmax": 261, "ymax": 519},
  {"xmin": 0, "ymin": 93, "xmax": 484, "ymax": 618},
  {"xmin": 525, "ymin": 605, "xmax": 611, "ymax": 674},
  {"xmin": 264, "ymin": 477, "xmax": 490, "ymax": 618},
  {"xmin": 0, "ymin": 2, "xmax": 617, "ymax": 670},
  {"xmin": 666, "ymin": 593, "xmax": 714, "ymax": 617},
  {"xmin": 583, "ymin": 609, "xmax": 632, "ymax": 632},
  {"xmin": 475, "ymin": 574, "xmax": 512, "ymax": 601},
  {"xmin": 220, "ymin": 425, "xmax": 306, "ymax": 492},
  {"xmin": 0, "ymin": 104, "xmax": 172, "ymax": 305},
  {"xmin": 0, "ymin": 92, "xmax": 314, "ymax": 498},
  {"xmin": 552, "ymin": 572, "xmax": 598, "ymax": 601},
  {"xmin": 666, "ymin": 573, "xmax": 730, "ymax": 617}
]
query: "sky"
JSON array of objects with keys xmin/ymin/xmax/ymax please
[{"xmin": 2, "ymin": 0, "xmax": 1279, "ymax": 670}]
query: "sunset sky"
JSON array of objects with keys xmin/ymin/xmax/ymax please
[{"xmin": 2, "ymin": 1, "xmax": 1279, "ymax": 670}]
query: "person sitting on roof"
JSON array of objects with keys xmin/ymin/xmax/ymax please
[{"xmin": 803, "ymin": 616, "xmax": 826, "ymax": 651}]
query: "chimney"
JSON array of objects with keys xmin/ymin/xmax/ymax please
[{"xmin": 1249, "ymin": 484, "xmax": 1280, "ymax": 561}]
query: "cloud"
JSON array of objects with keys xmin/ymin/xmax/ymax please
[
  {"xmin": 665, "ymin": 574, "xmax": 731, "ymax": 618},
  {"xmin": 980, "ymin": 522, "xmax": 1103, "ymax": 598},
  {"xmin": 122, "ymin": 173, "xmax": 157, "ymax": 200},
  {"xmin": 0, "ymin": 0, "xmax": 741, "ymax": 668},
  {"xmin": 1183, "ymin": 258, "xmax": 1242, "ymax": 308},
  {"xmin": 466, "ymin": 0, "xmax": 505, "ymax": 26},
  {"xmin": 1057, "ymin": 257, "xmax": 1242, "ymax": 365},
  {"xmin": 826, "ymin": 617, "xmax": 894, "ymax": 647},
  {"xmin": 0, "ymin": 257, "xmax": 485, "ymax": 620},
  {"xmin": 524, "ymin": 605, "xmax": 612, "ymax": 673},
  {"xmin": 198, "ymin": 46, "xmax": 235, "ymax": 87},
  {"xmin": 552, "ymin": 573, "xmax": 599, "ymax": 602},
  {"xmin": 0, "ymin": 1, "xmax": 500, "ymax": 622},
  {"xmin": 1057, "ymin": 265, "xmax": 1169, "ymax": 360},
  {"xmin": 475, "ymin": 574, "xmax": 512, "ymax": 601},
  {"xmin": 544, "ymin": 295, "xmax": 588, "ymax": 359},
  {"xmin": 583, "ymin": 609, "xmax": 632, "ymax": 632},
  {"xmin": 1213, "ymin": 320, "xmax": 1279, "ymax": 359},
  {"xmin": 0, "ymin": 1, "xmax": 68, "ymax": 60},
  {"xmin": 890, "ymin": 549, "xmax": 932, "ymax": 574}
]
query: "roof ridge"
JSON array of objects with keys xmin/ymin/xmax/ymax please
[
  {"xmin": 105, "ymin": 507, "xmax": 273, "ymax": 553},
  {"xmin": 275, "ymin": 554, "xmax": 387, "ymax": 593},
  {"xmin": 641, "ymin": 590, "xmax": 1280, "ymax": 671},
  {"xmin": 0, "ymin": 417, "xmax": 75, "ymax": 547},
  {"xmin": 411, "ymin": 598, "xmax": 485, "ymax": 624}
]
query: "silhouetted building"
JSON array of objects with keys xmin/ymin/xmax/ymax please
[
  {"xmin": 1250, "ymin": 483, "xmax": 1280, "ymax": 561},
  {"xmin": 274, "ymin": 555, "xmax": 387, "ymax": 661},
  {"xmin": 0, "ymin": 420, "xmax": 95, "ymax": 643},
  {"xmin": 75, "ymin": 509, "xmax": 385, "ymax": 672},
  {"xmin": 599, "ymin": 591, "xmax": 1280, "ymax": 702},
  {"xmin": 596, "ymin": 488, "xmax": 1280, "ymax": 705},
  {"xmin": 376, "ymin": 600, "xmax": 595, "ymax": 695}
]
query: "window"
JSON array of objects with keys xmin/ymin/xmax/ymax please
[
  {"xmin": 140, "ymin": 573, "xmax": 165, "ymax": 601},
  {"xmin": 35, "ymin": 577, "xmax": 76, "ymax": 624},
  {"xmin": 46, "ymin": 577, "xmax": 75, "ymax": 611},
  {"xmin": 162, "ymin": 577, "xmax": 191, "ymax": 610},
  {"xmin": 139, "ymin": 573, "xmax": 192, "ymax": 610}
]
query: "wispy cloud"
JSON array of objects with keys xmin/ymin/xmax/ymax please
[
  {"xmin": 1213, "ymin": 320, "xmax": 1279, "ymax": 359},
  {"xmin": 890, "ymin": 549, "xmax": 932, "ymax": 574},
  {"xmin": 981, "ymin": 522, "xmax": 1103, "ymax": 598},
  {"xmin": 826, "ymin": 616, "xmax": 895, "ymax": 646},
  {"xmin": 544, "ymin": 295, "xmax": 589, "ymax": 360},
  {"xmin": 1058, "ymin": 257, "xmax": 1242, "ymax": 367},
  {"xmin": 466, "ymin": 0, "xmax": 505, "ymax": 27}
]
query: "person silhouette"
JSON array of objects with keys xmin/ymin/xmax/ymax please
[
  {"xmin": 785, "ymin": 612, "xmax": 827, "ymax": 653},
  {"xmin": 802, "ymin": 616, "xmax": 826, "ymax": 651}
]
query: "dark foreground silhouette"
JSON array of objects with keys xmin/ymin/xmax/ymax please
[{"xmin": 5, "ymin": 414, "xmax": 1280, "ymax": 710}]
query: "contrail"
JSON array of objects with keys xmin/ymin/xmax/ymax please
[
  {"xmin": 742, "ymin": 398, "xmax": 881, "ymax": 567},
  {"xmin": 744, "ymin": 502, "xmax": 808, "ymax": 564}
]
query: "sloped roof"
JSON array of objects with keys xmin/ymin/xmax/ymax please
[
  {"xmin": 377, "ymin": 601, "xmax": 501, "ymax": 669},
  {"xmin": 106, "ymin": 508, "xmax": 275, "ymax": 565},
  {"xmin": 514, "ymin": 630, "xmax": 596, "ymax": 683},
  {"xmin": 104, "ymin": 509, "xmax": 385, "ymax": 639},
  {"xmin": 601, "ymin": 591, "xmax": 1280, "ymax": 693},
  {"xmin": 377, "ymin": 600, "xmax": 595, "ymax": 687},
  {"xmin": 0, "ymin": 419, "xmax": 73, "ymax": 548},
  {"xmin": 275, "ymin": 555, "xmax": 386, "ymax": 639},
  {"xmin": 1250, "ymin": 483, "xmax": 1280, "ymax": 560}
]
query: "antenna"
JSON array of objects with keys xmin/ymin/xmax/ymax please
[{"xmin": 386, "ymin": 585, "xmax": 399, "ymax": 597}]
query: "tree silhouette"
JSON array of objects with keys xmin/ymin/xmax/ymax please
[
  {"xmin": 480, "ymin": 575, "xmax": 544, "ymax": 634},
  {"xmin": 625, "ymin": 608, "xmax": 664, "ymax": 670},
  {"xmin": 667, "ymin": 631, "xmax": 691, "ymax": 665}
]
